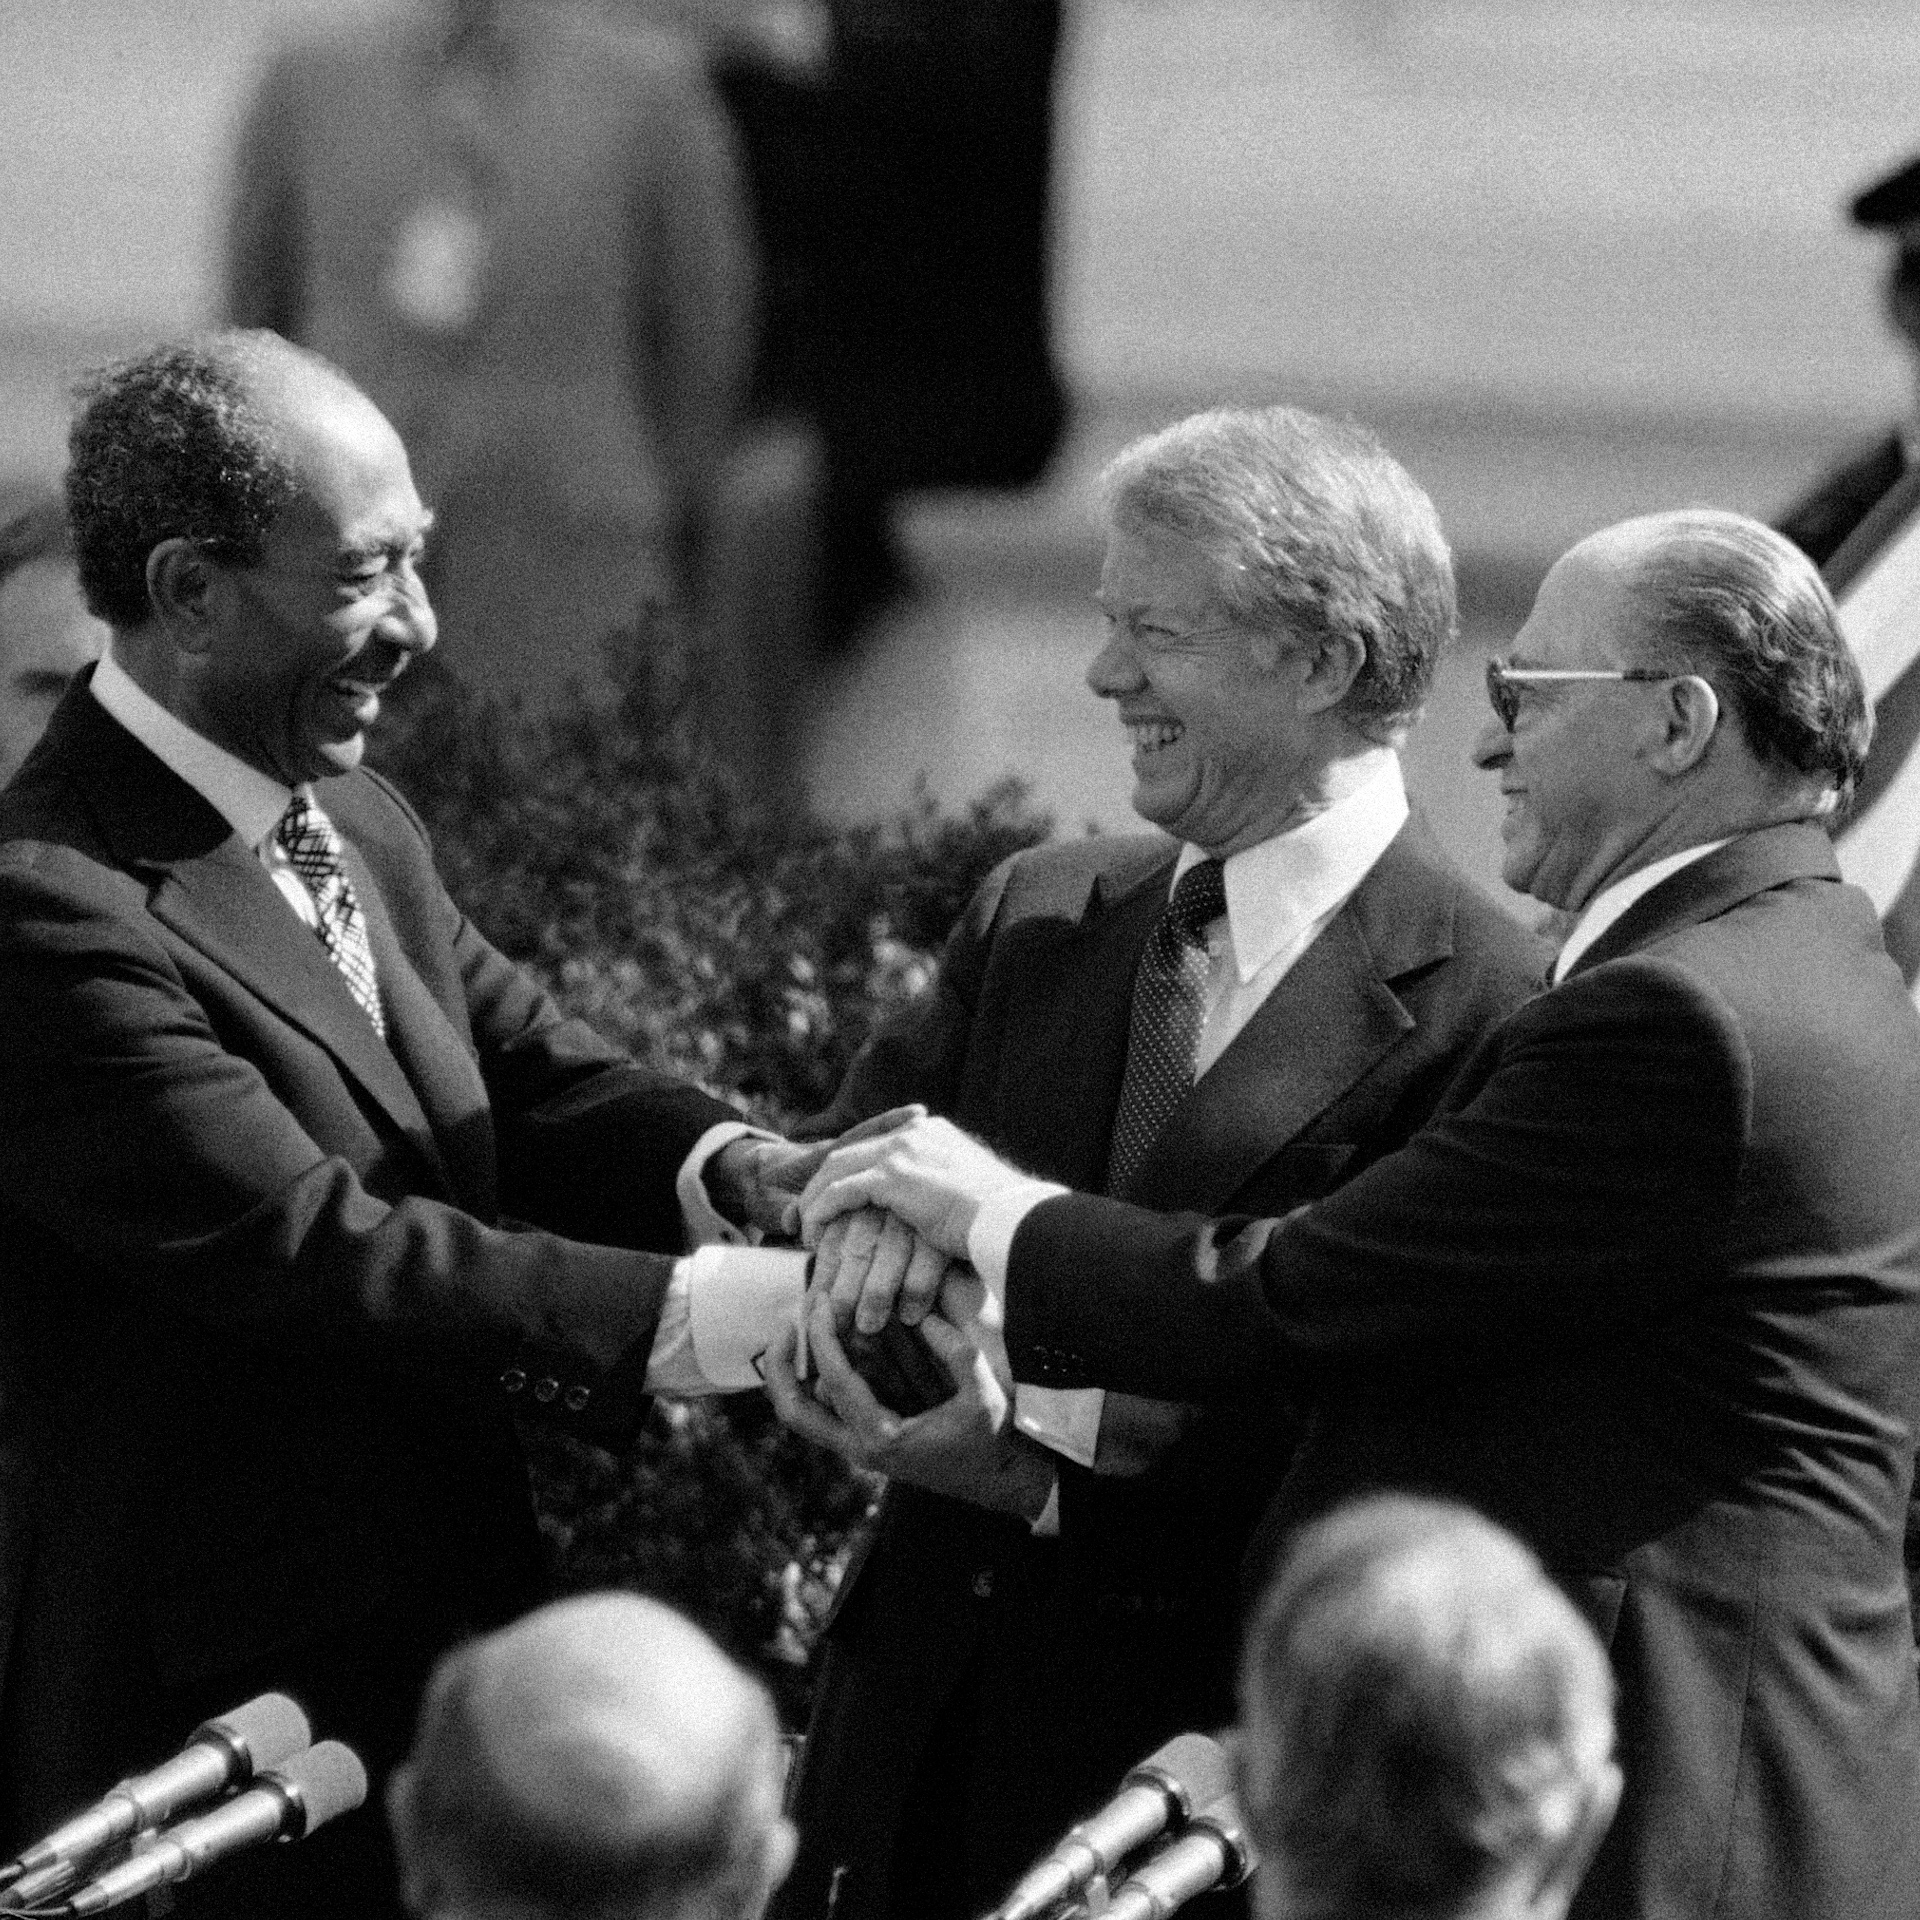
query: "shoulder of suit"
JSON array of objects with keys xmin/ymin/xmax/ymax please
[
  {"xmin": 318, "ymin": 768, "xmax": 436, "ymax": 866},
  {"xmin": 992, "ymin": 833, "xmax": 1172, "ymax": 916}
]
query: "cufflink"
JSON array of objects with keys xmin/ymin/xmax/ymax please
[
  {"xmin": 533, "ymin": 1377, "xmax": 560, "ymax": 1404},
  {"xmin": 499, "ymin": 1368, "xmax": 528, "ymax": 1395},
  {"xmin": 563, "ymin": 1385, "xmax": 591, "ymax": 1412}
]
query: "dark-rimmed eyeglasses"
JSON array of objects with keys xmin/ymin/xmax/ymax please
[{"xmin": 1484, "ymin": 657, "xmax": 1676, "ymax": 732}]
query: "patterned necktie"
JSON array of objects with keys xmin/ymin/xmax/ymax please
[
  {"xmin": 1105, "ymin": 858, "xmax": 1227, "ymax": 1196},
  {"xmin": 275, "ymin": 792, "xmax": 387, "ymax": 1040}
]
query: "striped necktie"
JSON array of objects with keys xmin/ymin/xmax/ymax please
[
  {"xmin": 274, "ymin": 792, "xmax": 387, "ymax": 1041},
  {"xmin": 1105, "ymin": 858, "xmax": 1227, "ymax": 1196}
]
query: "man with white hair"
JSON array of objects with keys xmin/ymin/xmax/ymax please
[
  {"xmin": 1240, "ymin": 1495, "xmax": 1619, "ymax": 1920},
  {"xmin": 391, "ymin": 1593, "xmax": 797, "ymax": 1920}
]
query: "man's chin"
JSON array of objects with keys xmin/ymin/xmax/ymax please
[{"xmin": 310, "ymin": 732, "xmax": 367, "ymax": 780}]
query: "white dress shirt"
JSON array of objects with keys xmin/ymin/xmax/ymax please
[
  {"xmin": 994, "ymin": 754, "xmax": 1413, "ymax": 1509},
  {"xmin": 90, "ymin": 648, "xmax": 798, "ymax": 1393},
  {"xmin": 1550, "ymin": 840, "xmax": 1729, "ymax": 983}
]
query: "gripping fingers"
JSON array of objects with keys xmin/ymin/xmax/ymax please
[
  {"xmin": 897, "ymin": 1234, "xmax": 948, "ymax": 1328},
  {"xmin": 857, "ymin": 1212, "xmax": 920, "ymax": 1335}
]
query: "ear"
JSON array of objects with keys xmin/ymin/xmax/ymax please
[
  {"xmin": 144, "ymin": 538, "xmax": 219, "ymax": 651},
  {"xmin": 1297, "ymin": 631, "xmax": 1367, "ymax": 715},
  {"xmin": 1645, "ymin": 673, "xmax": 1719, "ymax": 776}
]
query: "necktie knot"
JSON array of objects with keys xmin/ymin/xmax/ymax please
[{"xmin": 1167, "ymin": 858, "xmax": 1226, "ymax": 943}]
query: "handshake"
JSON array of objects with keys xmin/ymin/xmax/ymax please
[{"xmin": 736, "ymin": 1109, "xmax": 1066, "ymax": 1521}]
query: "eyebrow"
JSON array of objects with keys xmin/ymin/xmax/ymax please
[{"xmin": 337, "ymin": 511, "xmax": 436, "ymax": 566}]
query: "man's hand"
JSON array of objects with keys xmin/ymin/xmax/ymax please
[
  {"xmin": 809, "ymin": 1204, "xmax": 955, "ymax": 1336},
  {"xmin": 763, "ymin": 1307, "xmax": 1054, "ymax": 1522},
  {"xmin": 795, "ymin": 1115, "xmax": 1032, "ymax": 1285},
  {"xmin": 706, "ymin": 1105, "xmax": 925, "ymax": 1235}
]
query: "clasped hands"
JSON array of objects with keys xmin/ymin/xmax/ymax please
[{"xmin": 755, "ymin": 1115, "xmax": 1058, "ymax": 1518}]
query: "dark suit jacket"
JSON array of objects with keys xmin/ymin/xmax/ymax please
[
  {"xmin": 0, "ymin": 684, "xmax": 739, "ymax": 1869},
  {"xmin": 778, "ymin": 818, "xmax": 1543, "ymax": 1920},
  {"xmin": 1006, "ymin": 825, "xmax": 1920, "ymax": 1920}
]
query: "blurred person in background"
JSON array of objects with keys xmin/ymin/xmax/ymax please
[
  {"xmin": 1239, "ymin": 1495, "xmax": 1619, "ymax": 1920},
  {"xmin": 226, "ymin": 0, "xmax": 756, "ymax": 716},
  {"xmin": 1778, "ymin": 149, "xmax": 1920, "ymax": 567},
  {"xmin": 649, "ymin": 0, "xmax": 1068, "ymax": 800},
  {"xmin": 390, "ymin": 1593, "xmax": 797, "ymax": 1920},
  {"xmin": 0, "ymin": 493, "xmax": 106, "ymax": 787}
]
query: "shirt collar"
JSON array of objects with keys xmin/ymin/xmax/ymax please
[
  {"xmin": 91, "ymin": 644, "xmax": 296, "ymax": 851},
  {"xmin": 1552, "ymin": 839, "xmax": 1731, "ymax": 982},
  {"xmin": 1173, "ymin": 754, "xmax": 1410, "ymax": 983}
]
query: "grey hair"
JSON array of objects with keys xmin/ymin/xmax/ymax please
[{"xmin": 1099, "ymin": 405, "xmax": 1456, "ymax": 740}]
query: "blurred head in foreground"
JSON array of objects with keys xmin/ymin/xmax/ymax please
[
  {"xmin": 0, "ymin": 492, "xmax": 106, "ymax": 786},
  {"xmin": 1239, "ymin": 1496, "xmax": 1620, "ymax": 1920},
  {"xmin": 390, "ymin": 1593, "xmax": 797, "ymax": 1920}
]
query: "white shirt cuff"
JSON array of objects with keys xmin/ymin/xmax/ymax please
[
  {"xmin": 648, "ymin": 1245, "xmax": 808, "ymax": 1394},
  {"xmin": 677, "ymin": 1120, "xmax": 769, "ymax": 1247},
  {"xmin": 1015, "ymin": 1385, "xmax": 1104, "ymax": 1470},
  {"xmin": 966, "ymin": 1179, "xmax": 1069, "ymax": 1303}
]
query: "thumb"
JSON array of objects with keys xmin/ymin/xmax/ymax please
[{"xmin": 915, "ymin": 1313, "xmax": 976, "ymax": 1391}]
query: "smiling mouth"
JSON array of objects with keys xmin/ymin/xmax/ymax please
[{"xmin": 1127, "ymin": 720, "xmax": 1184, "ymax": 755}]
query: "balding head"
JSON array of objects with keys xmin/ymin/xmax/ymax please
[
  {"xmin": 1239, "ymin": 1497, "xmax": 1619, "ymax": 1920},
  {"xmin": 391, "ymin": 1595, "xmax": 796, "ymax": 1920}
]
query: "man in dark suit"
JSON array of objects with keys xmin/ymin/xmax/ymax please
[
  {"xmin": 798, "ymin": 509, "xmax": 1920, "ymax": 1920},
  {"xmin": 764, "ymin": 406, "xmax": 1542, "ymax": 1920},
  {"xmin": 0, "ymin": 332, "xmax": 836, "ymax": 1919}
]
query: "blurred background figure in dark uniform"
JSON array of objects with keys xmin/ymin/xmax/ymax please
[
  {"xmin": 0, "ymin": 492, "xmax": 106, "ymax": 788},
  {"xmin": 691, "ymin": 0, "xmax": 1069, "ymax": 801},
  {"xmin": 226, "ymin": 0, "xmax": 757, "ymax": 715},
  {"xmin": 1778, "ymin": 150, "xmax": 1920, "ymax": 567}
]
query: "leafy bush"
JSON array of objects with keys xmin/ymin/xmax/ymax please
[{"xmin": 372, "ymin": 633, "xmax": 1051, "ymax": 1718}]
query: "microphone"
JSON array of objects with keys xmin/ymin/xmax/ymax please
[
  {"xmin": 0, "ymin": 1692, "xmax": 312, "ymax": 1897},
  {"xmin": 986, "ymin": 1733, "xmax": 1232, "ymax": 1920},
  {"xmin": 54, "ymin": 1740, "xmax": 367, "ymax": 1916},
  {"xmin": 1101, "ymin": 1794, "xmax": 1258, "ymax": 1920}
]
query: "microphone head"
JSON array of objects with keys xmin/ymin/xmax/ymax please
[
  {"xmin": 1124, "ymin": 1734, "xmax": 1233, "ymax": 1820},
  {"xmin": 200, "ymin": 1694, "xmax": 313, "ymax": 1774},
  {"xmin": 269, "ymin": 1742, "xmax": 369, "ymax": 1838}
]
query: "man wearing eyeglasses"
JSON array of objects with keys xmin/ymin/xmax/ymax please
[
  {"xmin": 796, "ymin": 509, "xmax": 1920, "ymax": 1920},
  {"xmin": 764, "ymin": 405, "xmax": 1543, "ymax": 1920}
]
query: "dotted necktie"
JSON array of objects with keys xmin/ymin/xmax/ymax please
[
  {"xmin": 1105, "ymin": 859, "xmax": 1227, "ymax": 1197},
  {"xmin": 275, "ymin": 792, "xmax": 387, "ymax": 1040}
]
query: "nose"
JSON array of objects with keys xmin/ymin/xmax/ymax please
[
  {"xmin": 389, "ymin": 566, "xmax": 437, "ymax": 657},
  {"xmin": 1470, "ymin": 712, "xmax": 1511, "ymax": 771},
  {"xmin": 1086, "ymin": 628, "xmax": 1143, "ymax": 699}
]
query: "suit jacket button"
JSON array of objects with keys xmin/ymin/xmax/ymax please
[
  {"xmin": 499, "ymin": 1368, "xmax": 528, "ymax": 1395},
  {"xmin": 533, "ymin": 1377, "xmax": 560, "ymax": 1404},
  {"xmin": 563, "ymin": 1385, "xmax": 591, "ymax": 1412},
  {"xmin": 971, "ymin": 1570, "xmax": 994, "ymax": 1599}
]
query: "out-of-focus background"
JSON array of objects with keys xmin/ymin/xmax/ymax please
[{"xmin": 5, "ymin": 0, "xmax": 1918, "ymax": 903}]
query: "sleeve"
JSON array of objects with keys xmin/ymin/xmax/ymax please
[
  {"xmin": 0, "ymin": 847, "xmax": 677, "ymax": 1434},
  {"xmin": 225, "ymin": 50, "xmax": 310, "ymax": 336},
  {"xmin": 1005, "ymin": 959, "xmax": 1750, "ymax": 1401}
]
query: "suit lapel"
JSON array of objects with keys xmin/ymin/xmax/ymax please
[
  {"xmin": 1565, "ymin": 823, "xmax": 1841, "ymax": 976},
  {"xmin": 70, "ymin": 691, "xmax": 451, "ymax": 1183},
  {"xmin": 1125, "ymin": 816, "xmax": 1455, "ymax": 1211},
  {"xmin": 993, "ymin": 849, "xmax": 1175, "ymax": 1192}
]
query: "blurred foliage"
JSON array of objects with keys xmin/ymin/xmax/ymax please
[{"xmin": 372, "ymin": 628, "xmax": 1051, "ymax": 1719}]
